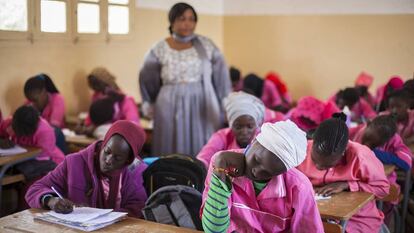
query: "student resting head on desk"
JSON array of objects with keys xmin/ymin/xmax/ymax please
[
  {"xmin": 25, "ymin": 120, "xmax": 148, "ymax": 218},
  {"xmin": 197, "ymin": 91, "xmax": 265, "ymax": 168},
  {"xmin": 296, "ymin": 113, "xmax": 390, "ymax": 233},
  {"xmin": 24, "ymin": 73, "xmax": 65, "ymax": 128},
  {"xmin": 201, "ymin": 120, "xmax": 324, "ymax": 233}
]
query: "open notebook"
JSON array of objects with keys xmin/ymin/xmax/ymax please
[
  {"xmin": 0, "ymin": 145, "xmax": 27, "ymax": 156},
  {"xmin": 35, "ymin": 207, "xmax": 128, "ymax": 231}
]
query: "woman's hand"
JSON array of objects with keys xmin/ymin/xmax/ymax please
[
  {"xmin": 0, "ymin": 138, "xmax": 15, "ymax": 149},
  {"xmin": 314, "ymin": 182, "xmax": 349, "ymax": 196},
  {"xmin": 213, "ymin": 151, "xmax": 245, "ymax": 181},
  {"xmin": 46, "ymin": 197, "xmax": 74, "ymax": 214}
]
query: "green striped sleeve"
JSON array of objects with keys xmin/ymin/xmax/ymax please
[{"xmin": 202, "ymin": 173, "xmax": 232, "ymax": 233}]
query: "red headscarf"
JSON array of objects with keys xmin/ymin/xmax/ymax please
[
  {"xmin": 355, "ymin": 72, "xmax": 374, "ymax": 87},
  {"xmin": 102, "ymin": 120, "xmax": 146, "ymax": 162},
  {"xmin": 383, "ymin": 76, "xmax": 404, "ymax": 100},
  {"xmin": 265, "ymin": 72, "xmax": 288, "ymax": 95}
]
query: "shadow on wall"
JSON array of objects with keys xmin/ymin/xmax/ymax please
[
  {"xmin": 72, "ymin": 70, "xmax": 91, "ymax": 114},
  {"xmin": 4, "ymin": 78, "xmax": 25, "ymax": 116}
]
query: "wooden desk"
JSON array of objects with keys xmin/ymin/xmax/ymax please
[
  {"xmin": 317, "ymin": 191, "xmax": 374, "ymax": 232},
  {"xmin": 0, "ymin": 209, "xmax": 202, "ymax": 233},
  {"xmin": 65, "ymin": 135, "xmax": 96, "ymax": 147},
  {"xmin": 0, "ymin": 147, "xmax": 41, "ymax": 213},
  {"xmin": 384, "ymin": 165, "xmax": 396, "ymax": 176}
]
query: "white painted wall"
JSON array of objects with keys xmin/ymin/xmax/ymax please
[{"xmin": 136, "ymin": 0, "xmax": 414, "ymax": 15}]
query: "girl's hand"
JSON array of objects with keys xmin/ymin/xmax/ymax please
[
  {"xmin": 314, "ymin": 182, "xmax": 349, "ymax": 196},
  {"xmin": 213, "ymin": 151, "xmax": 245, "ymax": 181}
]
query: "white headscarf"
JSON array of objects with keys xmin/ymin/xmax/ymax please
[
  {"xmin": 256, "ymin": 120, "xmax": 307, "ymax": 170},
  {"xmin": 223, "ymin": 92, "xmax": 265, "ymax": 128}
]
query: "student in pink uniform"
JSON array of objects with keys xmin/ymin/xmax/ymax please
[
  {"xmin": 332, "ymin": 87, "xmax": 377, "ymax": 123},
  {"xmin": 24, "ymin": 74, "xmax": 65, "ymax": 128},
  {"xmin": 376, "ymin": 76, "xmax": 404, "ymax": 112},
  {"xmin": 287, "ymin": 96, "xmax": 340, "ymax": 133},
  {"xmin": 201, "ymin": 120, "xmax": 324, "ymax": 233},
  {"xmin": 297, "ymin": 114, "xmax": 390, "ymax": 233},
  {"xmin": 261, "ymin": 72, "xmax": 292, "ymax": 113},
  {"xmin": 383, "ymin": 90, "xmax": 414, "ymax": 145},
  {"xmin": 0, "ymin": 106, "xmax": 64, "ymax": 176},
  {"xmin": 197, "ymin": 92, "xmax": 265, "ymax": 168},
  {"xmin": 229, "ymin": 67, "xmax": 243, "ymax": 92},
  {"xmin": 25, "ymin": 120, "xmax": 148, "ymax": 218},
  {"xmin": 355, "ymin": 72, "xmax": 376, "ymax": 107}
]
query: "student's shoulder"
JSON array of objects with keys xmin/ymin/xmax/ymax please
[
  {"xmin": 345, "ymin": 141, "xmax": 376, "ymax": 163},
  {"xmin": 284, "ymin": 168, "xmax": 313, "ymax": 190}
]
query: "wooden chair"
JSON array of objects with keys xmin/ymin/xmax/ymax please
[{"xmin": 323, "ymin": 221, "xmax": 343, "ymax": 233}]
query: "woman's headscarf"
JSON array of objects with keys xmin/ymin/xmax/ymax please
[
  {"xmin": 102, "ymin": 120, "xmax": 146, "ymax": 163},
  {"xmin": 256, "ymin": 120, "xmax": 307, "ymax": 170},
  {"xmin": 223, "ymin": 92, "xmax": 265, "ymax": 128},
  {"xmin": 355, "ymin": 72, "xmax": 374, "ymax": 87},
  {"xmin": 266, "ymin": 72, "xmax": 288, "ymax": 95}
]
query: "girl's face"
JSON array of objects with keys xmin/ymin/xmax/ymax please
[
  {"xmin": 231, "ymin": 115, "xmax": 257, "ymax": 148},
  {"xmin": 27, "ymin": 89, "xmax": 48, "ymax": 111},
  {"xmin": 388, "ymin": 97, "xmax": 409, "ymax": 122},
  {"xmin": 311, "ymin": 148, "xmax": 343, "ymax": 171},
  {"xmin": 244, "ymin": 141, "xmax": 287, "ymax": 182},
  {"xmin": 171, "ymin": 9, "xmax": 196, "ymax": 37},
  {"xmin": 99, "ymin": 135, "xmax": 131, "ymax": 174}
]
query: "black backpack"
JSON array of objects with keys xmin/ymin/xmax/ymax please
[
  {"xmin": 143, "ymin": 154, "xmax": 207, "ymax": 195},
  {"xmin": 142, "ymin": 185, "xmax": 203, "ymax": 230}
]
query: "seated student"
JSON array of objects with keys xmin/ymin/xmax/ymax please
[
  {"xmin": 297, "ymin": 114, "xmax": 390, "ymax": 233},
  {"xmin": 229, "ymin": 66, "xmax": 243, "ymax": 92},
  {"xmin": 355, "ymin": 71, "xmax": 376, "ymax": 107},
  {"xmin": 201, "ymin": 120, "xmax": 324, "ymax": 233},
  {"xmin": 24, "ymin": 74, "xmax": 65, "ymax": 128},
  {"xmin": 286, "ymin": 96, "xmax": 340, "ymax": 133},
  {"xmin": 383, "ymin": 90, "xmax": 414, "ymax": 145},
  {"xmin": 0, "ymin": 106, "xmax": 64, "ymax": 180},
  {"xmin": 376, "ymin": 76, "xmax": 404, "ymax": 112},
  {"xmin": 403, "ymin": 79, "xmax": 414, "ymax": 109},
  {"xmin": 82, "ymin": 67, "xmax": 140, "ymax": 128},
  {"xmin": 331, "ymin": 87, "xmax": 377, "ymax": 123},
  {"xmin": 197, "ymin": 92, "xmax": 265, "ymax": 168},
  {"xmin": 25, "ymin": 120, "xmax": 148, "ymax": 218},
  {"xmin": 78, "ymin": 91, "xmax": 140, "ymax": 136},
  {"xmin": 89, "ymin": 97, "xmax": 116, "ymax": 140},
  {"xmin": 261, "ymin": 72, "xmax": 292, "ymax": 113}
]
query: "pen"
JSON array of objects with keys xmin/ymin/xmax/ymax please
[{"xmin": 51, "ymin": 186, "xmax": 64, "ymax": 199}]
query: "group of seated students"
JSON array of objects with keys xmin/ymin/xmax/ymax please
[{"xmin": 0, "ymin": 67, "xmax": 413, "ymax": 233}]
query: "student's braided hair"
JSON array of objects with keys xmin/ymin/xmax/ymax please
[
  {"xmin": 368, "ymin": 115, "xmax": 397, "ymax": 142},
  {"xmin": 313, "ymin": 112, "xmax": 349, "ymax": 156},
  {"xmin": 24, "ymin": 73, "xmax": 59, "ymax": 98}
]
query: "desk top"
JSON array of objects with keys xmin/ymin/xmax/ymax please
[
  {"xmin": 384, "ymin": 165, "xmax": 396, "ymax": 176},
  {"xmin": 0, "ymin": 147, "xmax": 41, "ymax": 167},
  {"xmin": 65, "ymin": 135, "xmax": 96, "ymax": 146},
  {"xmin": 317, "ymin": 191, "xmax": 374, "ymax": 220},
  {"xmin": 0, "ymin": 209, "xmax": 202, "ymax": 233}
]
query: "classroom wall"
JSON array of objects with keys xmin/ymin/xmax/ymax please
[
  {"xmin": 0, "ymin": 7, "xmax": 223, "ymax": 117},
  {"xmin": 222, "ymin": 14, "xmax": 414, "ymax": 101}
]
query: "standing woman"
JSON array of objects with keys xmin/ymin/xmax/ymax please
[{"xmin": 139, "ymin": 3, "xmax": 231, "ymax": 156}]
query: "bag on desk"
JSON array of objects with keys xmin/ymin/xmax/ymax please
[
  {"xmin": 143, "ymin": 154, "xmax": 206, "ymax": 195},
  {"xmin": 142, "ymin": 185, "xmax": 203, "ymax": 231}
]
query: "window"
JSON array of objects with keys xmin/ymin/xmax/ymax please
[
  {"xmin": 0, "ymin": 0, "xmax": 28, "ymax": 32},
  {"xmin": 0, "ymin": 0, "xmax": 132, "ymax": 41},
  {"xmin": 108, "ymin": 0, "xmax": 129, "ymax": 34},
  {"xmin": 77, "ymin": 0, "xmax": 100, "ymax": 34},
  {"xmin": 40, "ymin": 0, "xmax": 67, "ymax": 33}
]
